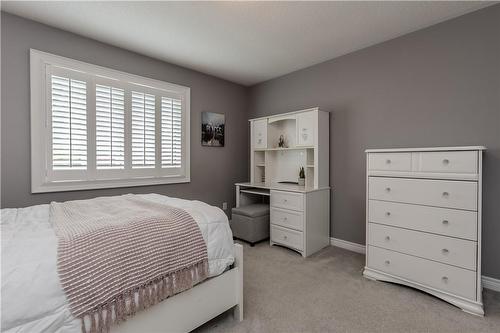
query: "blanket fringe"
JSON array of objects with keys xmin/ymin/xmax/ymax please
[{"xmin": 80, "ymin": 260, "xmax": 208, "ymax": 333}]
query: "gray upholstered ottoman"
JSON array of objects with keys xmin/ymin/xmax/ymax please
[{"xmin": 230, "ymin": 204, "xmax": 270, "ymax": 246}]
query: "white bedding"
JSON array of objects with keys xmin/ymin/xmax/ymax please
[{"xmin": 1, "ymin": 193, "xmax": 235, "ymax": 333}]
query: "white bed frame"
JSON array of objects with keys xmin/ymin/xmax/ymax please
[{"xmin": 113, "ymin": 243, "xmax": 243, "ymax": 333}]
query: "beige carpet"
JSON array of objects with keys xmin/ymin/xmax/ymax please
[{"xmin": 195, "ymin": 242, "xmax": 500, "ymax": 333}]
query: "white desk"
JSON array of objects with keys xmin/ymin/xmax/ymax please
[
  {"xmin": 235, "ymin": 182, "xmax": 330, "ymax": 257},
  {"xmin": 243, "ymin": 108, "xmax": 331, "ymax": 257}
]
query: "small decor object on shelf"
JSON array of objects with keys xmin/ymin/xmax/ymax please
[
  {"xmin": 201, "ymin": 112, "xmax": 225, "ymax": 147},
  {"xmin": 278, "ymin": 134, "xmax": 286, "ymax": 148},
  {"xmin": 298, "ymin": 167, "xmax": 305, "ymax": 186}
]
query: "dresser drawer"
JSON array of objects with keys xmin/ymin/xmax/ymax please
[
  {"xmin": 419, "ymin": 151, "xmax": 478, "ymax": 174},
  {"xmin": 368, "ymin": 153, "xmax": 412, "ymax": 172},
  {"xmin": 368, "ymin": 200, "xmax": 477, "ymax": 240},
  {"xmin": 271, "ymin": 225, "xmax": 303, "ymax": 251},
  {"xmin": 368, "ymin": 246, "xmax": 476, "ymax": 300},
  {"xmin": 368, "ymin": 223, "xmax": 476, "ymax": 270},
  {"xmin": 369, "ymin": 177, "xmax": 477, "ymax": 211},
  {"xmin": 270, "ymin": 190, "xmax": 304, "ymax": 211},
  {"xmin": 271, "ymin": 207, "xmax": 303, "ymax": 231}
]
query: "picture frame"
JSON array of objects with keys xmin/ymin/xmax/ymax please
[{"xmin": 201, "ymin": 112, "xmax": 225, "ymax": 147}]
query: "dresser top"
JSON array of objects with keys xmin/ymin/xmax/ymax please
[{"xmin": 365, "ymin": 146, "xmax": 486, "ymax": 153}]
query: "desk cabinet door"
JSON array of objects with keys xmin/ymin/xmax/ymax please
[
  {"xmin": 253, "ymin": 119, "xmax": 267, "ymax": 149},
  {"xmin": 297, "ymin": 111, "xmax": 315, "ymax": 146}
]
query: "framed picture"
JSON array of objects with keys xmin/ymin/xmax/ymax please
[{"xmin": 201, "ymin": 112, "xmax": 225, "ymax": 147}]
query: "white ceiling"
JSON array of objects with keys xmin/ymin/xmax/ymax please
[{"xmin": 1, "ymin": 1, "xmax": 494, "ymax": 86}]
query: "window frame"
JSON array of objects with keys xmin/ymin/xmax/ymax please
[{"xmin": 30, "ymin": 49, "xmax": 190, "ymax": 193}]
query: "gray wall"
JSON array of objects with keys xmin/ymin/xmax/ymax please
[
  {"xmin": 249, "ymin": 5, "xmax": 500, "ymax": 278},
  {"xmin": 2, "ymin": 6, "xmax": 500, "ymax": 279},
  {"xmin": 1, "ymin": 12, "xmax": 249, "ymax": 213}
]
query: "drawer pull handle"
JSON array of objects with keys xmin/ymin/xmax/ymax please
[
  {"xmin": 386, "ymin": 159, "xmax": 391, "ymax": 164},
  {"xmin": 442, "ymin": 191, "xmax": 449, "ymax": 198},
  {"xmin": 283, "ymin": 199, "xmax": 288, "ymax": 203},
  {"xmin": 283, "ymin": 235, "xmax": 288, "ymax": 240},
  {"xmin": 258, "ymin": 139, "xmax": 262, "ymax": 144},
  {"xmin": 442, "ymin": 220, "xmax": 449, "ymax": 225},
  {"xmin": 283, "ymin": 217, "xmax": 288, "ymax": 221},
  {"xmin": 302, "ymin": 128, "xmax": 307, "ymax": 131},
  {"xmin": 442, "ymin": 248, "xmax": 449, "ymax": 254},
  {"xmin": 443, "ymin": 159, "xmax": 450, "ymax": 165},
  {"xmin": 442, "ymin": 276, "xmax": 449, "ymax": 283},
  {"xmin": 385, "ymin": 212, "xmax": 391, "ymax": 217},
  {"xmin": 385, "ymin": 236, "xmax": 390, "ymax": 241},
  {"xmin": 385, "ymin": 260, "xmax": 390, "ymax": 265},
  {"xmin": 385, "ymin": 187, "xmax": 391, "ymax": 192}
]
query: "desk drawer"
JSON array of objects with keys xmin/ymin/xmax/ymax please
[
  {"xmin": 271, "ymin": 207, "xmax": 304, "ymax": 231},
  {"xmin": 368, "ymin": 246, "xmax": 476, "ymax": 300},
  {"xmin": 368, "ymin": 153, "xmax": 412, "ymax": 172},
  {"xmin": 369, "ymin": 223, "xmax": 476, "ymax": 270},
  {"xmin": 419, "ymin": 151, "xmax": 477, "ymax": 174},
  {"xmin": 271, "ymin": 190, "xmax": 304, "ymax": 211},
  {"xmin": 271, "ymin": 225, "xmax": 303, "ymax": 251},
  {"xmin": 369, "ymin": 177, "xmax": 477, "ymax": 210},
  {"xmin": 368, "ymin": 200, "xmax": 477, "ymax": 240}
]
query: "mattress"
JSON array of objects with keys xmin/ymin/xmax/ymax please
[{"xmin": 1, "ymin": 193, "xmax": 235, "ymax": 333}]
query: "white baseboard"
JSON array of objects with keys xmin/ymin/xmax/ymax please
[
  {"xmin": 330, "ymin": 237, "xmax": 366, "ymax": 254},
  {"xmin": 329, "ymin": 237, "xmax": 500, "ymax": 292},
  {"xmin": 482, "ymin": 275, "xmax": 500, "ymax": 292}
]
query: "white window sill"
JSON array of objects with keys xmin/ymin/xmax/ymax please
[{"xmin": 32, "ymin": 176, "xmax": 190, "ymax": 193}]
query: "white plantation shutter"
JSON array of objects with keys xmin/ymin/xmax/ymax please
[
  {"xmin": 131, "ymin": 92, "xmax": 156, "ymax": 168},
  {"xmin": 95, "ymin": 84, "xmax": 125, "ymax": 169},
  {"xmin": 31, "ymin": 50, "xmax": 190, "ymax": 193},
  {"xmin": 51, "ymin": 75, "xmax": 87, "ymax": 170},
  {"xmin": 161, "ymin": 97, "xmax": 182, "ymax": 168}
]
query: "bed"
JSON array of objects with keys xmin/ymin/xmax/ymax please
[{"xmin": 1, "ymin": 193, "xmax": 243, "ymax": 333}]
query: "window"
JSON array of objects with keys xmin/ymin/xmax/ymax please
[
  {"xmin": 95, "ymin": 84, "xmax": 125, "ymax": 169},
  {"xmin": 51, "ymin": 75, "xmax": 88, "ymax": 170},
  {"xmin": 131, "ymin": 91, "xmax": 156, "ymax": 168},
  {"xmin": 30, "ymin": 49, "xmax": 190, "ymax": 193},
  {"xmin": 161, "ymin": 97, "xmax": 183, "ymax": 168}
]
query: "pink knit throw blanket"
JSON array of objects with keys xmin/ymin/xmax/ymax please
[{"xmin": 50, "ymin": 195, "xmax": 209, "ymax": 333}]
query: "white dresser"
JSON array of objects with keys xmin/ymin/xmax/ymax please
[{"xmin": 363, "ymin": 146, "xmax": 485, "ymax": 316}]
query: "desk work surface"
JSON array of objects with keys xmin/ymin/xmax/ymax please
[{"xmin": 235, "ymin": 182, "xmax": 330, "ymax": 193}]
